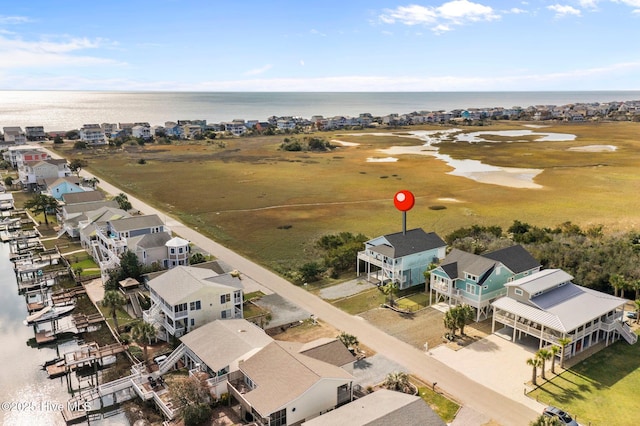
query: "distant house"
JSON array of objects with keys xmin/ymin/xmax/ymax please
[
  {"xmin": 79, "ymin": 124, "xmax": 107, "ymax": 145},
  {"xmin": 131, "ymin": 125, "xmax": 151, "ymax": 139},
  {"xmin": 357, "ymin": 228, "xmax": 446, "ymax": 289},
  {"xmin": 25, "ymin": 126, "xmax": 46, "ymax": 141},
  {"xmin": 143, "ymin": 265, "xmax": 244, "ymax": 340},
  {"xmin": 491, "ymin": 269, "xmax": 635, "ymax": 361},
  {"xmin": 2, "ymin": 147, "xmax": 49, "ymax": 168},
  {"xmin": 19, "ymin": 159, "xmax": 72, "ymax": 189},
  {"xmin": 61, "ymin": 190, "xmax": 105, "ymax": 205},
  {"xmin": 70, "ymin": 205, "xmax": 129, "ymax": 240},
  {"xmin": 89, "ymin": 214, "xmax": 179, "ymax": 274},
  {"xmin": 2, "ymin": 126, "xmax": 27, "ymax": 145},
  {"xmin": 302, "ymin": 389, "xmax": 445, "ymax": 426},
  {"xmin": 429, "ymin": 245, "xmax": 541, "ymax": 320},
  {"xmin": 42, "ymin": 176, "xmax": 86, "ymax": 200}
]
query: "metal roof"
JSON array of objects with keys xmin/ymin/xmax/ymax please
[{"xmin": 504, "ymin": 269, "xmax": 573, "ymax": 294}]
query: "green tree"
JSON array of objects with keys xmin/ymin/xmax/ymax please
[
  {"xmin": 549, "ymin": 345, "xmax": 560, "ymax": 375},
  {"xmin": 189, "ymin": 252, "xmax": 207, "ymax": 265},
  {"xmin": 298, "ymin": 261, "xmax": 325, "ymax": 283},
  {"xmin": 536, "ymin": 348, "xmax": 552, "ymax": 380},
  {"xmin": 68, "ymin": 158, "xmax": 88, "ymax": 177},
  {"xmin": 65, "ymin": 130, "xmax": 79, "ymax": 140},
  {"xmin": 381, "ymin": 281, "xmax": 398, "ymax": 306},
  {"xmin": 168, "ymin": 374, "xmax": 212, "ymax": 426},
  {"xmin": 73, "ymin": 140, "xmax": 87, "ymax": 149},
  {"xmin": 530, "ymin": 414, "xmax": 563, "ymax": 426},
  {"xmin": 337, "ymin": 332, "xmax": 359, "ymax": 351},
  {"xmin": 105, "ymin": 250, "xmax": 145, "ymax": 291},
  {"xmin": 382, "ymin": 371, "xmax": 412, "ymax": 393},
  {"xmin": 3, "ymin": 176, "xmax": 13, "ymax": 187},
  {"xmin": 635, "ymin": 299, "xmax": 640, "ymax": 324},
  {"xmin": 609, "ymin": 273, "xmax": 626, "ymax": 297},
  {"xmin": 557, "ymin": 337, "xmax": 572, "ymax": 369},
  {"xmin": 102, "ymin": 290, "xmax": 127, "ymax": 331},
  {"xmin": 53, "ymin": 135, "xmax": 64, "ymax": 144},
  {"xmin": 453, "ymin": 304, "xmax": 475, "ymax": 336},
  {"xmin": 443, "ymin": 309, "xmax": 458, "ymax": 338},
  {"xmin": 24, "ymin": 193, "xmax": 58, "ymax": 225},
  {"xmin": 526, "ymin": 357, "xmax": 542, "ymax": 386},
  {"xmin": 130, "ymin": 321, "xmax": 157, "ymax": 364},
  {"xmin": 114, "ymin": 193, "xmax": 133, "ymax": 211}
]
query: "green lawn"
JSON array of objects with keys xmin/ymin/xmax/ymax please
[
  {"xmin": 528, "ymin": 334, "xmax": 640, "ymax": 426},
  {"xmin": 332, "ymin": 288, "xmax": 386, "ymax": 314},
  {"xmin": 396, "ymin": 292, "xmax": 430, "ymax": 311},
  {"xmin": 412, "ymin": 376, "xmax": 460, "ymax": 423}
]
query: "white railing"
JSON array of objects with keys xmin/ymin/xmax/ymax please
[
  {"xmin": 157, "ymin": 343, "xmax": 186, "ymax": 374},
  {"xmin": 615, "ymin": 321, "xmax": 638, "ymax": 344}
]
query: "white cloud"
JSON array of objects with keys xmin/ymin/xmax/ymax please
[
  {"xmin": 0, "ymin": 34, "xmax": 122, "ymax": 68},
  {"xmin": 380, "ymin": 1, "xmax": 499, "ymax": 33},
  {"xmin": 507, "ymin": 8, "xmax": 528, "ymax": 14},
  {"xmin": 0, "ymin": 15, "xmax": 31, "ymax": 25},
  {"xmin": 310, "ymin": 29, "xmax": 326, "ymax": 36},
  {"xmin": 547, "ymin": 4, "xmax": 582, "ymax": 17},
  {"xmin": 243, "ymin": 64, "xmax": 273, "ymax": 76},
  {"xmin": 613, "ymin": 0, "xmax": 640, "ymax": 13},
  {"xmin": 300, "ymin": 59, "xmax": 305, "ymax": 66}
]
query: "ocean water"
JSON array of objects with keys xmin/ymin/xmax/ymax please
[{"xmin": 1, "ymin": 90, "xmax": 640, "ymax": 131}]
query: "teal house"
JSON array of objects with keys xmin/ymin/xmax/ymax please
[
  {"xmin": 429, "ymin": 245, "xmax": 541, "ymax": 321},
  {"xmin": 357, "ymin": 228, "xmax": 446, "ymax": 290}
]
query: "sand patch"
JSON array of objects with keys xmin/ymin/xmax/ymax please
[
  {"xmin": 331, "ymin": 139, "xmax": 360, "ymax": 147},
  {"xmin": 568, "ymin": 145, "xmax": 617, "ymax": 152},
  {"xmin": 366, "ymin": 157, "xmax": 398, "ymax": 162}
]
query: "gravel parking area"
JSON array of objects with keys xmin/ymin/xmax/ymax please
[
  {"xmin": 319, "ymin": 278, "xmax": 376, "ymax": 300},
  {"xmin": 351, "ymin": 354, "xmax": 408, "ymax": 388}
]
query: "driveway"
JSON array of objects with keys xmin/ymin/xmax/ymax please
[{"xmin": 430, "ymin": 330, "xmax": 543, "ymax": 411}]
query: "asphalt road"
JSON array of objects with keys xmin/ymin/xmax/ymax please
[{"xmin": 46, "ymin": 146, "xmax": 540, "ymax": 425}]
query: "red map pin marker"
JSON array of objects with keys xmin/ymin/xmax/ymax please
[{"xmin": 394, "ymin": 190, "xmax": 415, "ymax": 212}]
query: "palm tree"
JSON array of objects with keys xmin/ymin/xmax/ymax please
[
  {"xmin": 383, "ymin": 371, "xmax": 412, "ymax": 393},
  {"xmin": 381, "ymin": 281, "xmax": 398, "ymax": 306},
  {"xmin": 24, "ymin": 193, "xmax": 58, "ymax": 225},
  {"xmin": 530, "ymin": 414, "xmax": 563, "ymax": 426},
  {"xmin": 337, "ymin": 332, "xmax": 359, "ymax": 352},
  {"xmin": 455, "ymin": 304, "xmax": 476, "ymax": 336},
  {"xmin": 102, "ymin": 290, "xmax": 127, "ymax": 331},
  {"xmin": 557, "ymin": 337, "xmax": 572, "ymax": 369},
  {"xmin": 609, "ymin": 273, "xmax": 626, "ymax": 297},
  {"xmin": 114, "ymin": 193, "xmax": 132, "ymax": 211},
  {"xmin": 549, "ymin": 345, "xmax": 560, "ymax": 375},
  {"xmin": 526, "ymin": 357, "xmax": 542, "ymax": 386},
  {"xmin": 635, "ymin": 299, "xmax": 640, "ymax": 324},
  {"xmin": 443, "ymin": 309, "xmax": 458, "ymax": 338},
  {"xmin": 130, "ymin": 321, "xmax": 157, "ymax": 364},
  {"xmin": 536, "ymin": 349, "xmax": 552, "ymax": 380}
]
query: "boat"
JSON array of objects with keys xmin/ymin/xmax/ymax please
[{"xmin": 24, "ymin": 304, "xmax": 75, "ymax": 326}]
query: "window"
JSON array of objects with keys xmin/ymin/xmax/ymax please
[
  {"xmin": 514, "ymin": 289, "xmax": 523, "ymax": 296},
  {"xmin": 170, "ymin": 248, "xmax": 175, "ymax": 254},
  {"xmin": 190, "ymin": 318, "xmax": 195, "ymax": 327},
  {"xmin": 220, "ymin": 294, "xmax": 230, "ymax": 304},
  {"xmin": 190, "ymin": 300, "xmax": 201, "ymax": 311},
  {"xmin": 174, "ymin": 303, "xmax": 188, "ymax": 313},
  {"xmin": 270, "ymin": 409, "xmax": 286, "ymax": 426},
  {"xmin": 221, "ymin": 309, "xmax": 232, "ymax": 319}
]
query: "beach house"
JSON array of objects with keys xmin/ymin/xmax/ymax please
[
  {"xmin": 357, "ymin": 228, "xmax": 446, "ymax": 289},
  {"xmin": 429, "ymin": 245, "xmax": 541, "ymax": 320},
  {"xmin": 143, "ymin": 266, "xmax": 244, "ymax": 340},
  {"xmin": 491, "ymin": 269, "xmax": 635, "ymax": 361}
]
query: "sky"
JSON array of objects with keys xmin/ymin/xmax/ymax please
[{"xmin": 1, "ymin": 0, "xmax": 639, "ymax": 91}]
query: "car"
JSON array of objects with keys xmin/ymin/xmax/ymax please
[
  {"xmin": 626, "ymin": 311, "xmax": 638, "ymax": 319},
  {"xmin": 542, "ymin": 406, "xmax": 579, "ymax": 425}
]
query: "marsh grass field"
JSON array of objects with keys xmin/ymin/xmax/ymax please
[{"xmin": 56, "ymin": 121, "xmax": 640, "ymax": 273}]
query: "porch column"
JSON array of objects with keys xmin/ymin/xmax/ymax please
[{"xmin": 512, "ymin": 314, "xmax": 518, "ymax": 341}]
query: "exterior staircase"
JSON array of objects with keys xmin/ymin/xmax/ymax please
[
  {"xmin": 615, "ymin": 321, "xmax": 638, "ymax": 344},
  {"xmin": 157, "ymin": 343, "xmax": 186, "ymax": 374}
]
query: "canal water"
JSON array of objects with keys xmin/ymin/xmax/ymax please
[{"xmin": 0, "ymin": 242, "xmax": 127, "ymax": 426}]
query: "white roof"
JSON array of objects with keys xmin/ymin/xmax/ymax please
[
  {"xmin": 505, "ymin": 269, "xmax": 573, "ymax": 294},
  {"xmin": 493, "ymin": 283, "xmax": 626, "ymax": 332},
  {"xmin": 165, "ymin": 236, "xmax": 189, "ymax": 247},
  {"xmin": 148, "ymin": 265, "xmax": 242, "ymax": 305}
]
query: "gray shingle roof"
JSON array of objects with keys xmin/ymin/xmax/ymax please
[
  {"xmin": 127, "ymin": 232, "xmax": 172, "ymax": 249},
  {"xmin": 439, "ymin": 249, "xmax": 497, "ymax": 280},
  {"xmin": 63, "ymin": 200, "xmax": 118, "ymax": 215},
  {"xmin": 377, "ymin": 228, "xmax": 445, "ymax": 258},
  {"xmin": 483, "ymin": 245, "xmax": 540, "ymax": 274},
  {"xmin": 302, "ymin": 389, "xmax": 445, "ymax": 426},
  {"xmin": 62, "ymin": 191, "xmax": 104, "ymax": 204},
  {"xmin": 109, "ymin": 214, "xmax": 163, "ymax": 232}
]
